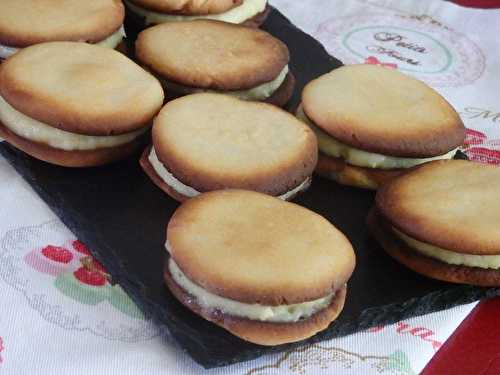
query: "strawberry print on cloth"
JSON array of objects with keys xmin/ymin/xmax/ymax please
[
  {"xmin": 364, "ymin": 56, "xmax": 398, "ymax": 69},
  {"xmin": 24, "ymin": 244, "xmax": 77, "ymax": 277},
  {"xmin": 0, "ymin": 221, "xmax": 159, "ymax": 342},
  {"xmin": 463, "ymin": 129, "xmax": 500, "ymax": 165}
]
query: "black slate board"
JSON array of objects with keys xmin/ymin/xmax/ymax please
[{"xmin": 1, "ymin": 8, "xmax": 499, "ymax": 369}]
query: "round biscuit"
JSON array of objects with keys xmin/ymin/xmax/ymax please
[
  {"xmin": 0, "ymin": 0, "xmax": 124, "ymax": 47},
  {"xmin": 0, "ymin": 42, "xmax": 164, "ymax": 136},
  {"xmin": 166, "ymin": 189, "xmax": 356, "ymax": 305},
  {"xmin": 302, "ymin": 65, "xmax": 465, "ymax": 157},
  {"xmin": 368, "ymin": 209, "xmax": 500, "ymax": 287},
  {"xmin": 376, "ymin": 160, "xmax": 500, "ymax": 255},
  {"xmin": 152, "ymin": 93, "xmax": 317, "ymax": 195},
  {"xmin": 136, "ymin": 20, "xmax": 288, "ymax": 90}
]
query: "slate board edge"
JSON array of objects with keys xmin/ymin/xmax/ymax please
[{"xmin": 2, "ymin": 145, "xmax": 499, "ymax": 369}]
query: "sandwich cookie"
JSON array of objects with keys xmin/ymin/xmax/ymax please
[
  {"xmin": 0, "ymin": 0, "xmax": 126, "ymax": 61},
  {"xmin": 298, "ymin": 65, "xmax": 465, "ymax": 189},
  {"xmin": 164, "ymin": 190, "xmax": 356, "ymax": 345},
  {"xmin": 369, "ymin": 160, "xmax": 500, "ymax": 287},
  {"xmin": 0, "ymin": 42, "xmax": 164, "ymax": 167},
  {"xmin": 125, "ymin": 0, "xmax": 269, "ymax": 28},
  {"xmin": 136, "ymin": 20, "xmax": 294, "ymax": 106},
  {"xmin": 141, "ymin": 93, "xmax": 317, "ymax": 201}
]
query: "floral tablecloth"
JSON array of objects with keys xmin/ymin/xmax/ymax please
[{"xmin": 0, "ymin": 0, "xmax": 498, "ymax": 373}]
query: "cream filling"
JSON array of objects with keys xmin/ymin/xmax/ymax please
[
  {"xmin": 0, "ymin": 26, "xmax": 125, "ymax": 59},
  {"xmin": 296, "ymin": 105, "xmax": 457, "ymax": 170},
  {"xmin": 148, "ymin": 146, "xmax": 310, "ymax": 200},
  {"xmin": 124, "ymin": 0, "xmax": 266, "ymax": 25},
  {"xmin": 168, "ymin": 257, "xmax": 334, "ymax": 322},
  {"xmin": 95, "ymin": 26, "xmax": 126, "ymax": 49},
  {"xmin": 0, "ymin": 44, "xmax": 18, "ymax": 59},
  {"xmin": 0, "ymin": 95, "xmax": 147, "ymax": 151},
  {"xmin": 163, "ymin": 66, "xmax": 288, "ymax": 101},
  {"xmin": 393, "ymin": 227, "xmax": 500, "ymax": 270}
]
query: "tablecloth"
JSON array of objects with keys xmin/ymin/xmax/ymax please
[{"xmin": 0, "ymin": 0, "xmax": 499, "ymax": 373}]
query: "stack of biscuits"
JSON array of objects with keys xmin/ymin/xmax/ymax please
[
  {"xmin": 297, "ymin": 65, "xmax": 465, "ymax": 189},
  {"xmin": 0, "ymin": 0, "xmax": 493, "ymax": 350},
  {"xmin": 135, "ymin": 20, "xmax": 295, "ymax": 106}
]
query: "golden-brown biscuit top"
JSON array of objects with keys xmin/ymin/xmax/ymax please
[
  {"xmin": 136, "ymin": 20, "xmax": 289, "ymax": 91},
  {"xmin": 167, "ymin": 190, "xmax": 356, "ymax": 305},
  {"xmin": 302, "ymin": 65, "xmax": 465, "ymax": 158},
  {"xmin": 128, "ymin": 0, "xmax": 242, "ymax": 14},
  {"xmin": 0, "ymin": 0, "xmax": 124, "ymax": 48},
  {"xmin": 376, "ymin": 160, "xmax": 500, "ymax": 255},
  {"xmin": 0, "ymin": 42, "xmax": 164, "ymax": 135},
  {"xmin": 152, "ymin": 93, "xmax": 317, "ymax": 195}
]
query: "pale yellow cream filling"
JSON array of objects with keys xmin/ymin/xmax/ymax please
[
  {"xmin": 124, "ymin": 0, "xmax": 266, "ymax": 25},
  {"xmin": 296, "ymin": 105, "xmax": 457, "ymax": 170},
  {"xmin": 149, "ymin": 147, "xmax": 310, "ymax": 200},
  {"xmin": 95, "ymin": 26, "xmax": 126, "ymax": 49},
  {"xmin": 162, "ymin": 66, "xmax": 288, "ymax": 101},
  {"xmin": 0, "ymin": 44, "xmax": 18, "ymax": 59},
  {"xmin": 393, "ymin": 227, "xmax": 500, "ymax": 269},
  {"xmin": 0, "ymin": 26, "xmax": 125, "ymax": 59},
  {"xmin": 168, "ymin": 257, "xmax": 334, "ymax": 322},
  {"xmin": 0, "ymin": 95, "xmax": 146, "ymax": 151}
]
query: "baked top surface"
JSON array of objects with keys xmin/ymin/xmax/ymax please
[
  {"xmin": 152, "ymin": 93, "xmax": 317, "ymax": 193},
  {"xmin": 0, "ymin": 0, "xmax": 124, "ymax": 47},
  {"xmin": 302, "ymin": 64, "xmax": 465, "ymax": 157},
  {"xmin": 167, "ymin": 190, "xmax": 356, "ymax": 305},
  {"xmin": 136, "ymin": 20, "xmax": 289, "ymax": 90},
  {"xmin": 376, "ymin": 160, "xmax": 500, "ymax": 255},
  {"xmin": 0, "ymin": 42, "xmax": 164, "ymax": 135}
]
